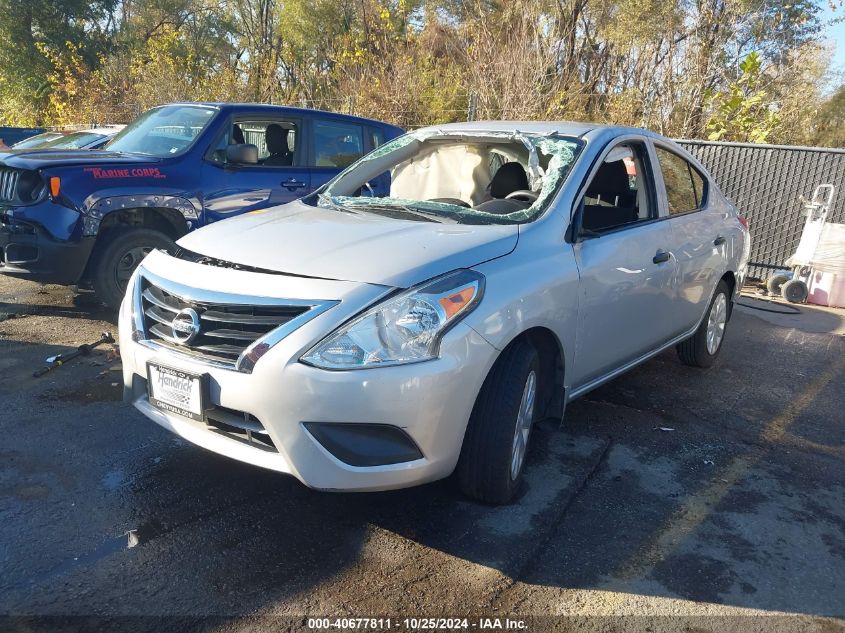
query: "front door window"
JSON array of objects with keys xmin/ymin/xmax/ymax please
[
  {"xmin": 211, "ymin": 119, "xmax": 301, "ymax": 167},
  {"xmin": 580, "ymin": 142, "xmax": 655, "ymax": 233}
]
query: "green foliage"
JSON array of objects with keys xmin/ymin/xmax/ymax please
[
  {"xmin": 806, "ymin": 87, "xmax": 845, "ymax": 148},
  {"xmin": 705, "ymin": 52, "xmax": 781, "ymax": 143},
  {"xmin": 0, "ymin": 0, "xmax": 117, "ymax": 125},
  {"xmin": 0, "ymin": 0, "xmax": 836, "ymax": 147}
]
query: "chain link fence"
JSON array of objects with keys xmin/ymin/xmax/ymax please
[{"xmin": 679, "ymin": 140, "xmax": 845, "ymax": 280}]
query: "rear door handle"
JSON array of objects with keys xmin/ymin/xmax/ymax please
[
  {"xmin": 653, "ymin": 250, "xmax": 671, "ymax": 264},
  {"xmin": 282, "ymin": 178, "xmax": 306, "ymax": 190},
  {"xmin": 714, "ymin": 236, "xmax": 726, "ymax": 246}
]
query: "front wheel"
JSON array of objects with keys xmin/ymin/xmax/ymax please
[
  {"xmin": 457, "ymin": 340, "xmax": 540, "ymax": 504},
  {"xmin": 91, "ymin": 228, "xmax": 174, "ymax": 309},
  {"xmin": 676, "ymin": 280, "xmax": 731, "ymax": 368}
]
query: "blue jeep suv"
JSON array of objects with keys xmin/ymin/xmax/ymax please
[{"xmin": 0, "ymin": 103, "xmax": 403, "ymax": 306}]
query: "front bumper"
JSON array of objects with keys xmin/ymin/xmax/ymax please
[
  {"xmin": 119, "ymin": 254, "xmax": 499, "ymax": 492},
  {"xmin": 0, "ymin": 203, "xmax": 91, "ymax": 284}
]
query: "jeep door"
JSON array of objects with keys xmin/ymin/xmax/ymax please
[
  {"xmin": 652, "ymin": 143, "xmax": 726, "ymax": 333},
  {"xmin": 201, "ymin": 116, "xmax": 310, "ymax": 220},
  {"xmin": 570, "ymin": 138, "xmax": 679, "ymax": 388}
]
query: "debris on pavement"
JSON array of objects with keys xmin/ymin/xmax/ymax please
[
  {"xmin": 33, "ymin": 332, "xmax": 115, "ymax": 378},
  {"xmin": 0, "ymin": 312, "xmax": 27, "ymax": 323},
  {"xmin": 98, "ymin": 362, "xmax": 122, "ymax": 380}
]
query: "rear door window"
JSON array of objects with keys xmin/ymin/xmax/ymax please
[
  {"xmin": 313, "ymin": 120, "xmax": 364, "ymax": 168},
  {"xmin": 689, "ymin": 164, "xmax": 705, "ymax": 207},
  {"xmin": 655, "ymin": 147, "xmax": 706, "ymax": 215}
]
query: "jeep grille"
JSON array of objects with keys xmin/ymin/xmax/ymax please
[{"xmin": 0, "ymin": 168, "xmax": 20, "ymax": 203}]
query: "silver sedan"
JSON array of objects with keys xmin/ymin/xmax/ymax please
[{"xmin": 119, "ymin": 121, "xmax": 749, "ymax": 504}]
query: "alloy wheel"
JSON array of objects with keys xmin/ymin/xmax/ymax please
[
  {"xmin": 115, "ymin": 246, "xmax": 152, "ymax": 289},
  {"xmin": 510, "ymin": 370, "xmax": 537, "ymax": 480},
  {"xmin": 706, "ymin": 292, "xmax": 727, "ymax": 354}
]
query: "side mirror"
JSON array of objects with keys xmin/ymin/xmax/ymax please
[{"xmin": 225, "ymin": 143, "xmax": 258, "ymax": 165}]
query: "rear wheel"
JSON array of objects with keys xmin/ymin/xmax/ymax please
[
  {"xmin": 677, "ymin": 280, "xmax": 730, "ymax": 368},
  {"xmin": 457, "ymin": 340, "xmax": 540, "ymax": 504},
  {"xmin": 91, "ymin": 228, "xmax": 174, "ymax": 309}
]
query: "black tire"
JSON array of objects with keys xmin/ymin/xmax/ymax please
[
  {"xmin": 457, "ymin": 339, "xmax": 540, "ymax": 504},
  {"xmin": 91, "ymin": 228, "xmax": 174, "ymax": 309},
  {"xmin": 766, "ymin": 273, "xmax": 790, "ymax": 296},
  {"xmin": 781, "ymin": 279, "xmax": 809, "ymax": 304},
  {"xmin": 676, "ymin": 280, "xmax": 731, "ymax": 368}
]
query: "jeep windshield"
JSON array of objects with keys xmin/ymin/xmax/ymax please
[
  {"xmin": 313, "ymin": 130, "xmax": 582, "ymax": 226},
  {"xmin": 105, "ymin": 105, "xmax": 217, "ymax": 157}
]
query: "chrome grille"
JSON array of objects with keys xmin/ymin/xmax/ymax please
[
  {"xmin": 139, "ymin": 278, "xmax": 313, "ymax": 368},
  {"xmin": 0, "ymin": 168, "xmax": 20, "ymax": 203}
]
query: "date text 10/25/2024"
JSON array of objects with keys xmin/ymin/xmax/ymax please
[{"xmin": 307, "ymin": 618, "xmax": 527, "ymax": 630}]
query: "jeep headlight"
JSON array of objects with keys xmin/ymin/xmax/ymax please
[{"xmin": 301, "ymin": 270, "xmax": 484, "ymax": 370}]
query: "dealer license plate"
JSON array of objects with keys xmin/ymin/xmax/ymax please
[{"xmin": 147, "ymin": 363, "xmax": 206, "ymax": 421}]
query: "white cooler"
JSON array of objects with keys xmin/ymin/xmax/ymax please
[{"xmin": 807, "ymin": 223, "xmax": 845, "ymax": 308}]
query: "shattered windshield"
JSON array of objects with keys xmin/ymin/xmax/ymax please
[{"xmin": 312, "ymin": 129, "xmax": 582, "ymax": 226}]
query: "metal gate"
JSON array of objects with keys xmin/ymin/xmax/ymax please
[{"xmin": 678, "ymin": 140, "xmax": 845, "ymax": 279}]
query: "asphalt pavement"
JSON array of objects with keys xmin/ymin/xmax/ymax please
[{"xmin": 1, "ymin": 277, "xmax": 843, "ymax": 633}]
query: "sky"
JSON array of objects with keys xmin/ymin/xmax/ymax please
[{"xmin": 821, "ymin": 2, "xmax": 845, "ymax": 77}]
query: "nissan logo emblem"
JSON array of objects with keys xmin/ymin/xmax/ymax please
[{"xmin": 170, "ymin": 308, "xmax": 201, "ymax": 345}]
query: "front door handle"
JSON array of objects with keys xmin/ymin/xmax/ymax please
[
  {"xmin": 653, "ymin": 250, "xmax": 671, "ymax": 264},
  {"xmin": 282, "ymin": 178, "xmax": 306, "ymax": 190},
  {"xmin": 714, "ymin": 236, "xmax": 726, "ymax": 246}
]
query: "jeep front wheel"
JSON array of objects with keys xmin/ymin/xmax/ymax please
[{"xmin": 92, "ymin": 228, "xmax": 174, "ymax": 309}]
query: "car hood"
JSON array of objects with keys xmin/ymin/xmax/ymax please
[
  {"xmin": 177, "ymin": 200, "xmax": 519, "ymax": 287},
  {"xmin": 0, "ymin": 150, "xmax": 158, "ymax": 170}
]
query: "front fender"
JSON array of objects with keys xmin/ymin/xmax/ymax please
[
  {"xmin": 464, "ymin": 243, "xmax": 580, "ymax": 387},
  {"xmin": 80, "ymin": 192, "xmax": 202, "ymax": 236}
]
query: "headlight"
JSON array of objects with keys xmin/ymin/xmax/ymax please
[
  {"xmin": 126, "ymin": 269, "xmax": 145, "ymax": 342},
  {"xmin": 16, "ymin": 171, "xmax": 46, "ymax": 202},
  {"xmin": 301, "ymin": 269, "xmax": 485, "ymax": 370}
]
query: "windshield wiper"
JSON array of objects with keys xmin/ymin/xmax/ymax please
[{"xmin": 319, "ymin": 195, "xmax": 458, "ymax": 223}]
